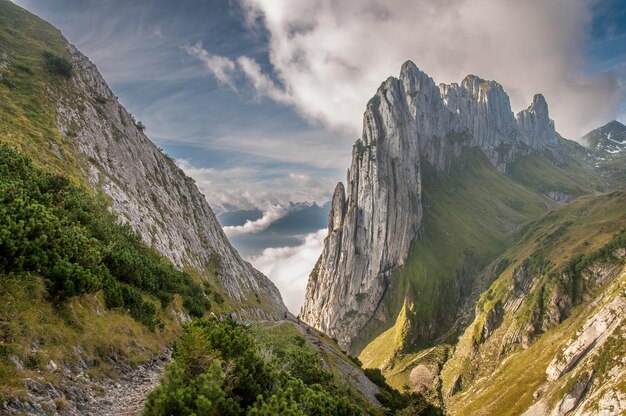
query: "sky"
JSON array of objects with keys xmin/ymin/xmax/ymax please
[{"xmin": 11, "ymin": 0, "xmax": 626, "ymax": 312}]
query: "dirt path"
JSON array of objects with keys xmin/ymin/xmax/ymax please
[
  {"xmin": 91, "ymin": 352, "xmax": 170, "ymax": 416},
  {"xmin": 3, "ymin": 351, "xmax": 170, "ymax": 416}
]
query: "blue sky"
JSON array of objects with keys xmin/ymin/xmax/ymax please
[
  {"xmin": 12, "ymin": 0, "xmax": 626, "ymax": 312},
  {"xmin": 13, "ymin": 0, "xmax": 626, "ymax": 212}
]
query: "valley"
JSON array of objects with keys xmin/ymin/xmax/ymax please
[{"xmin": 0, "ymin": 1, "xmax": 625, "ymax": 415}]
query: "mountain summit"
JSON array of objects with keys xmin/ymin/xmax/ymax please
[
  {"xmin": 301, "ymin": 61, "xmax": 564, "ymax": 351},
  {"xmin": 581, "ymin": 119, "xmax": 626, "ymax": 155}
]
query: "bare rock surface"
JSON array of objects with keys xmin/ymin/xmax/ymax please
[
  {"xmin": 302, "ymin": 61, "xmax": 559, "ymax": 351},
  {"xmin": 53, "ymin": 43, "xmax": 285, "ymax": 318},
  {"xmin": 546, "ymin": 296, "xmax": 626, "ymax": 381}
]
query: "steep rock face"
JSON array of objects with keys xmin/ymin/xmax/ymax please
[
  {"xmin": 303, "ymin": 75, "xmax": 423, "ymax": 348},
  {"xmin": 54, "ymin": 44, "xmax": 285, "ymax": 318},
  {"xmin": 302, "ymin": 61, "xmax": 559, "ymax": 351}
]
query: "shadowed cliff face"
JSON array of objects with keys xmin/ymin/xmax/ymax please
[
  {"xmin": 302, "ymin": 61, "xmax": 559, "ymax": 352},
  {"xmin": 54, "ymin": 43, "xmax": 285, "ymax": 319}
]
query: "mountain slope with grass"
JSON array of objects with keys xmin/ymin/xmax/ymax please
[
  {"xmin": 302, "ymin": 60, "xmax": 626, "ymax": 415},
  {"xmin": 0, "ymin": 1, "xmax": 288, "ymax": 414},
  {"xmin": 0, "ymin": 0, "xmax": 284, "ymax": 319},
  {"xmin": 441, "ymin": 191, "xmax": 626, "ymax": 415}
]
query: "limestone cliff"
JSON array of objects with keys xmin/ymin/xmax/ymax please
[
  {"xmin": 302, "ymin": 61, "xmax": 559, "ymax": 351},
  {"xmin": 53, "ymin": 44, "xmax": 285, "ymax": 319}
]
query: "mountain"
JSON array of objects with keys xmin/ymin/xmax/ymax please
[
  {"xmin": 580, "ymin": 120, "xmax": 626, "ymax": 185},
  {"xmin": 301, "ymin": 61, "xmax": 626, "ymax": 414},
  {"xmin": 0, "ymin": 1, "xmax": 288, "ymax": 413},
  {"xmin": 0, "ymin": 0, "xmax": 284, "ymax": 319},
  {"xmin": 581, "ymin": 120, "xmax": 626, "ymax": 155},
  {"xmin": 302, "ymin": 61, "xmax": 609, "ymax": 353}
]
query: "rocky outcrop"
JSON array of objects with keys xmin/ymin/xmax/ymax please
[
  {"xmin": 580, "ymin": 120, "xmax": 626, "ymax": 155},
  {"xmin": 546, "ymin": 295, "xmax": 626, "ymax": 381},
  {"xmin": 302, "ymin": 61, "xmax": 559, "ymax": 351},
  {"xmin": 53, "ymin": 43, "xmax": 285, "ymax": 317},
  {"xmin": 552, "ymin": 371, "xmax": 593, "ymax": 416},
  {"xmin": 3, "ymin": 351, "xmax": 170, "ymax": 416}
]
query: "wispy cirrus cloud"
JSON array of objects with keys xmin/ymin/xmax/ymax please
[{"xmin": 183, "ymin": 42, "xmax": 237, "ymax": 89}]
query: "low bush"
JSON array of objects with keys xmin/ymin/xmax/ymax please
[
  {"xmin": 0, "ymin": 145, "xmax": 209, "ymax": 328},
  {"xmin": 43, "ymin": 51, "xmax": 72, "ymax": 78}
]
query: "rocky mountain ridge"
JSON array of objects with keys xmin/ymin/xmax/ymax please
[
  {"xmin": 581, "ymin": 119, "xmax": 626, "ymax": 155},
  {"xmin": 53, "ymin": 43, "xmax": 285, "ymax": 318},
  {"xmin": 302, "ymin": 61, "xmax": 562, "ymax": 351}
]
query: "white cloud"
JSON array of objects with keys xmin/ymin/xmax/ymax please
[
  {"xmin": 236, "ymin": 56, "xmax": 291, "ymax": 103},
  {"xmin": 248, "ymin": 229, "xmax": 327, "ymax": 313},
  {"xmin": 223, "ymin": 204, "xmax": 288, "ymax": 237},
  {"xmin": 189, "ymin": 0, "xmax": 625, "ymax": 140},
  {"xmin": 175, "ymin": 159, "xmax": 336, "ymax": 213},
  {"xmin": 183, "ymin": 42, "xmax": 237, "ymax": 89}
]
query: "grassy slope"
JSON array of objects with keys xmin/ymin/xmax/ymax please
[
  {"xmin": 0, "ymin": 0, "xmax": 84, "ymax": 182},
  {"xmin": 0, "ymin": 274, "xmax": 184, "ymax": 399},
  {"xmin": 508, "ymin": 140, "xmax": 611, "ymax": 198},
  {"xmin": 0, "ymin": 0, "xmax": 203, "ymax": 401},
  {"xmin": 358, "ymin": 142, "xmax": 617, "ymax": 391},
  {"xmin": 251, "ymin": 321, "xmax": 384, "ymax": 414},
  {"xmin": 359, "ymin": 149, "xmax": 553, "ymax": 370},
  {"xmin": 441, "ymin": 190, "xmax": 626, "ymax": 415}
]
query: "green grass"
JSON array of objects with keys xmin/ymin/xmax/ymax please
[
  {"xmin": 0, "ymin": 0, "xmax": 85, "ymax": 183},
  {"xmin": 358, "ymin": 149, "xmax": 553, "ymax": 364},
  {"xmin": 508, "ymin": 140, "xmax": 611, "ymax": 197},
  {"xmin": 439, "ymin": 190, "xmax": 626, "ymax": 415}
]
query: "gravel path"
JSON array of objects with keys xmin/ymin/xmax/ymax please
[
  {"xmin": 3, "ymin": 352, "xmax": 170, "ymax": 416},
  {"xmin": 90, "ymin": 352, "xmax": 170, "ymax": 416}
]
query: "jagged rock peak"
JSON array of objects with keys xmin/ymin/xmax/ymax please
[
  {"xmin": 328, "ymin": 182, "xmax": 346, "ymax": 233},
  {"xmin": 302, "ymin": 61, "xmax": 559, "ymax": 351},
  {"xmin": 516, "ymin": 93, "xmax": 557, "ymax": 149}
]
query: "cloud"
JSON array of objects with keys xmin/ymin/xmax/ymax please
[
  {"xmin": 236, "ymin": 56, "xmax": 291, "ymax": 102},
  {"xmin": 223, "ymin": 204, "xmax": 288, "ymax": 237},
  {"xmin": 175, "ymin": 158, "xmax": 336, "ymax": 213},
  {"xmin": 248, "ymin": 229, "xmax": 327, "ymax": 313},
  {"xmin": 184, "ymin": 42, "xmax": 237, "ymax": 88},
  {"xmin": 188, "ymin": 0, "xmax": 625, "ymax": 139}
]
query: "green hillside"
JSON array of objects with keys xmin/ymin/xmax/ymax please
[
  {"xmin": 359, "ymin": 148, "xmax": 551, "ymax": 364},
  {"xmin": 442, "ymin": 190, "xmax": 626, "ymax": 415},
  {"xmin": 0, "ymin": 145, "xmax": 216, "ymax": 399},
  {"xmin": 0, "ymin": 0, "xmax": 84, "ymax": 182},
  {"xmin": 358, "ymin": 144, "xmax": 620, "ymax": 391}
]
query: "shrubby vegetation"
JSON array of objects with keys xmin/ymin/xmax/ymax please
[
  {"xmin": 145, "ymin": 318, "xmax": 443, "ymax": 415},
  {"xmin": 42, "ymin": 51, "xmax": 73, "ymax": 78},
  {"xmin": 565, "ymin": 228, "xmax": 626, "ymax": 304},
  {"xmin": 143, "ymin": 318, "xmax": 363, "ymax": 415},
  {"xmin": 0, "ymin": 145, "xmax": 209, "ymax": 329}
]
